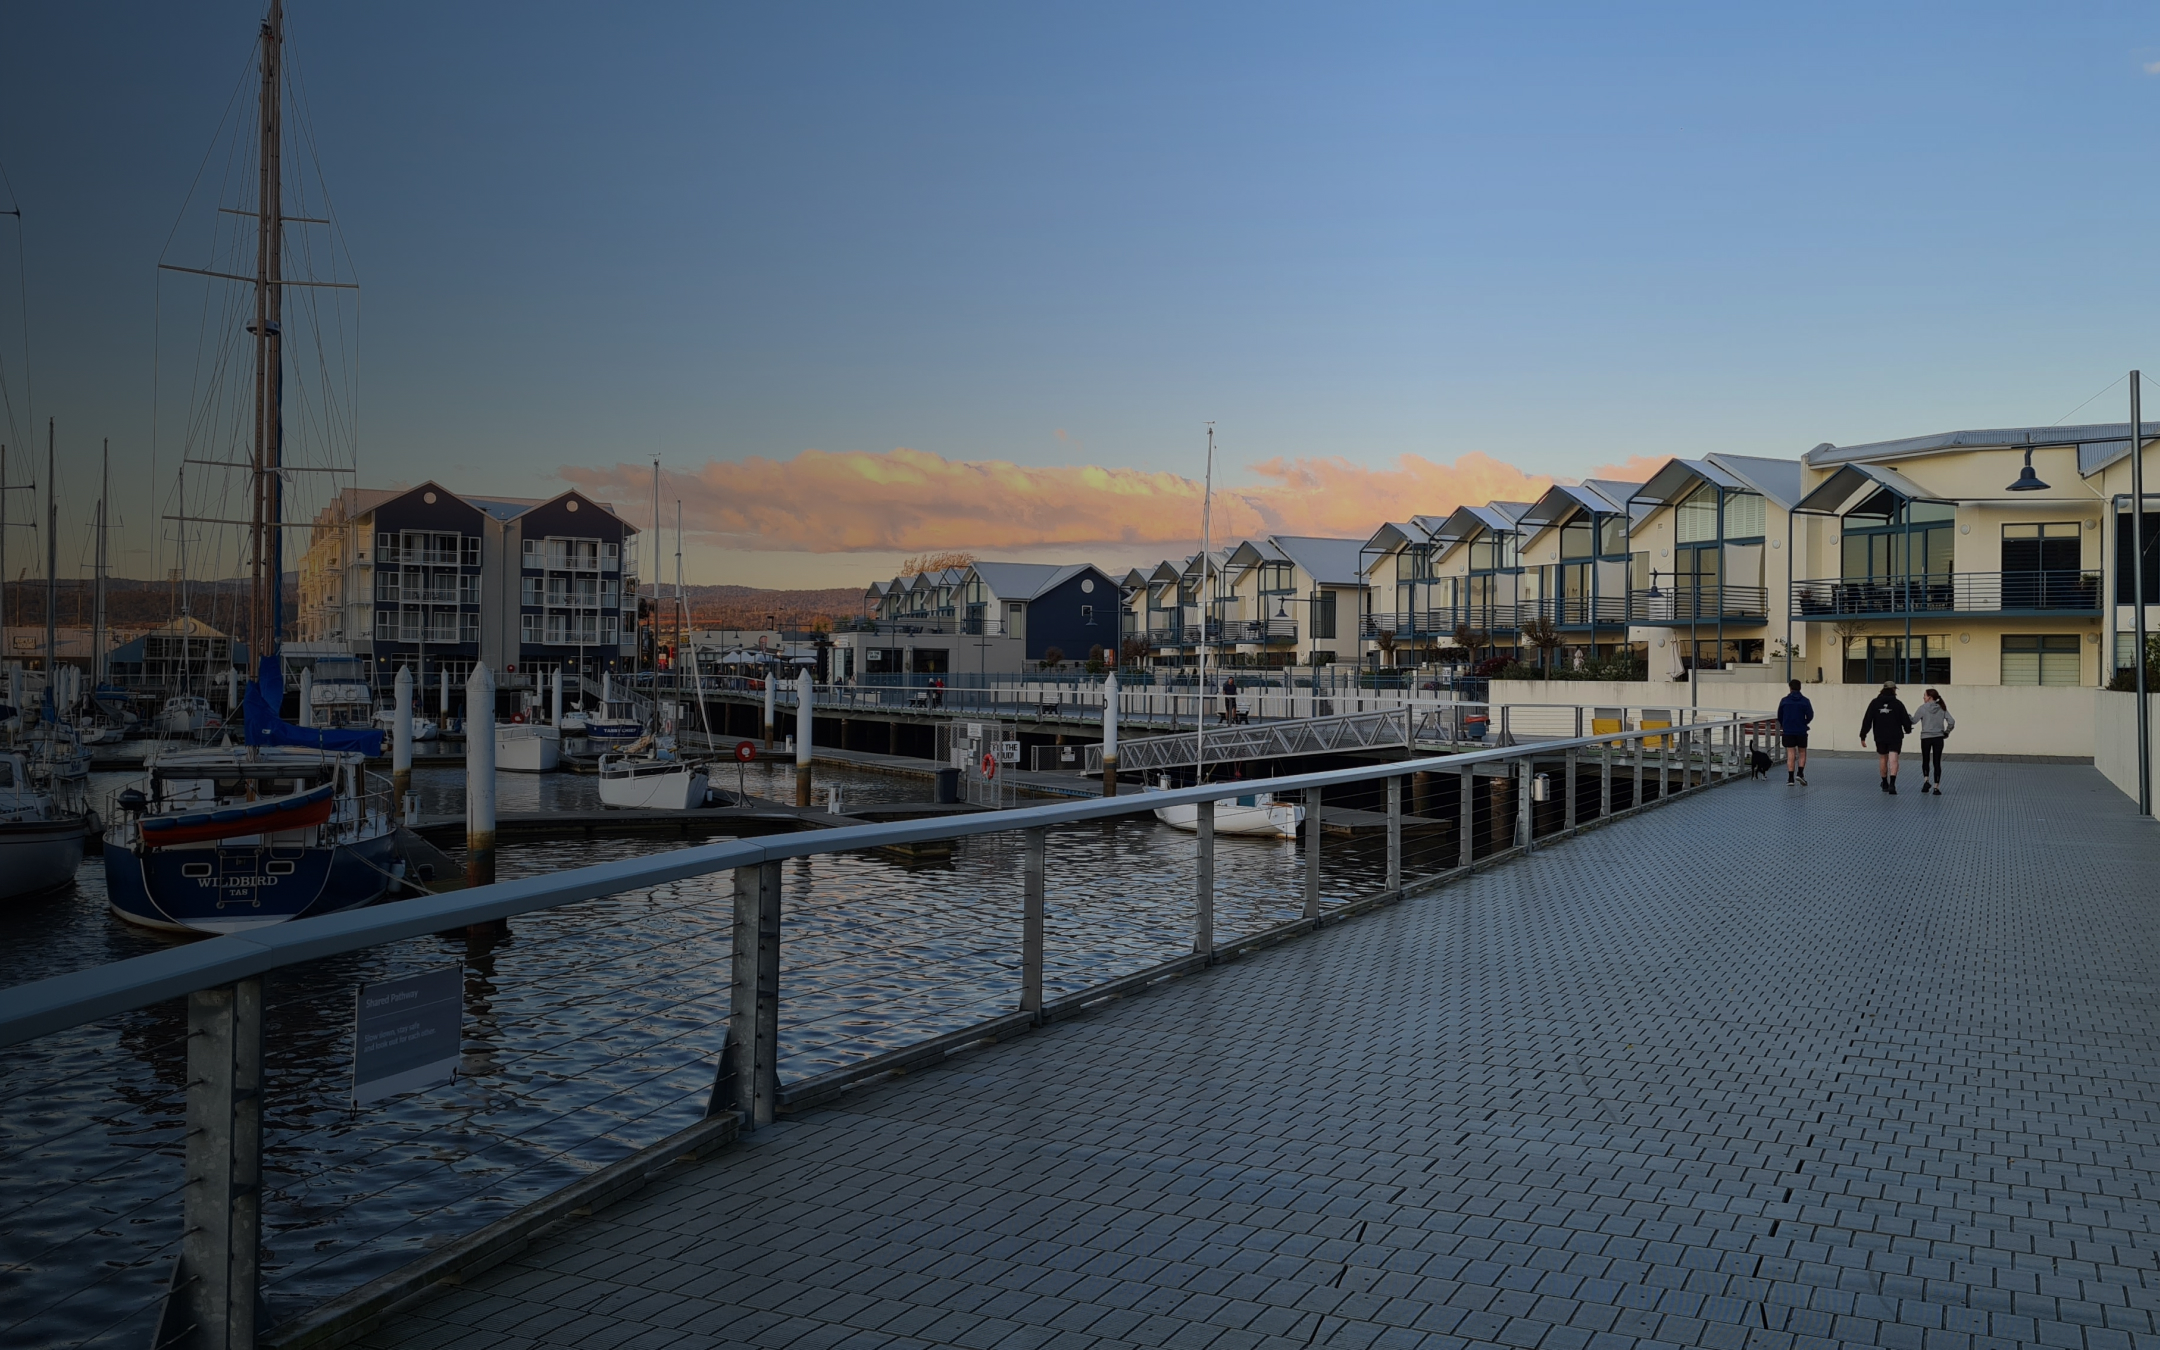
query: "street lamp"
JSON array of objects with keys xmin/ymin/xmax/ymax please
[{"xmin": 2006, "ymin": 447, "xmax": 2050, "ymax": 493}]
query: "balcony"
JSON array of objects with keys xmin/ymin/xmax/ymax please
[
  {"xmin": 1211, "ymin": 617, "xmax": 1299, "ymax": 645},
  {"xmin": 1629, "ymin": 585, "xmax": 1769, "ymax": 624},
  {"xmin": 1790, "ymin": 570, "xmax": 2101, "ymax": 618}
]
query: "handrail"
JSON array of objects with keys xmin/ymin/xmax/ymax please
[{"xmin": 0, "ymin": 717, "xmax": 1749, "ymax": 1049}]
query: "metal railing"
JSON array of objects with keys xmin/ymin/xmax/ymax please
[
  {"xmin": 0, "ymin": 716, "xmax": 1757, "ymax": 1349},
  {"xmin": 1789, "ymin": 569, "xmax": 2102, "ymax": 616},
  {"xmin": 1627, "ymin": 584, "xmax": 1769, "ymax": 623}
]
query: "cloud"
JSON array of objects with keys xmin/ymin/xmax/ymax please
[
  {"xmin": 560, "ymin": 446, "xmax": 1559, "ymax": 555},
  {"xmin": 1586, "ymin": 454, "xmax": 1672, "ymax": 485},
  {"xmin": 2146, "ymin": 59, "xmax": 2160, "ymax": 74}
]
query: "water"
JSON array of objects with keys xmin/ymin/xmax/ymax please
[{"xmin": 0, "ymin": 758, "xmax": 1430, "ymax": 1348}]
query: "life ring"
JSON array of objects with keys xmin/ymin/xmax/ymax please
[
  {"xmin": 979, "ymin": 751, "xmax": 998, "ymax": 780},
  {"xmin": 734, "ymin": 740, "xmax": 758, "ymax": 763},
  {"xmin": 512, "ymin": 711, "xmax": 526, "ymax": 724}
]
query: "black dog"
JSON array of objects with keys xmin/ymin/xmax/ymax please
[{"xmin": 1749, "ymin": 747, "xmax": 1773, "ymax": 779}]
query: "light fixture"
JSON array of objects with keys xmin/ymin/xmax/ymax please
[
  {"xmin": 2006, "ymin": 447, "xmax": 2049, "ymax": 492},
  {"xmin": 1646, "ymin": 568, "xmax": 1662, "ymax": 599}
]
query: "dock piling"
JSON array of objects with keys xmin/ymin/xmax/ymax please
[
  {"xmin": 393, "ymin": 665, "xmax": 413, "ymax": 820},
  {"xmin": 1385, "ymin": 775, "xmax": 1401, "ymax": 892},
  {"xmin": 794, "ymin": 670, "xmax": 812, "ymax": 807},
  {"xmin": 1020, "ymin": 827, "xmax": 1044, "ymax": 1014},
  {"xmin": 466, "ymin": 663, "xmax": 496, "ymax": 893},
  {"xmin": 763, "ymin": 675, "xmax": 776, "ymax": 751},
  {"xmin": 729, "ymin": 861, "xmax": 782, "ymax": 1128},
  {"xmin": 1101, "ymin": 670, "xmax": 1119, "ymax": 797},
  {"xmin": 1303, "ymin": 786, "xmax": 1322, "ymax": 918},
  {"xmin": 1195, "ymin": 801, "xmax": 1214, "ymax": 956},
  {"xmin": 156, "ymin": 978, "xmax": 264, "ymax": 1350}
]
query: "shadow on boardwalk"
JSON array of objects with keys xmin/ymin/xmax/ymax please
[{"xmin": 372, "ymin": 755, "xmax": 2160, "ymax": 1350}]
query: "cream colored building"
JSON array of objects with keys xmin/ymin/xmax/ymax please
[{"xmin": 1624, "ymin": 455, "xmax": 1804, "ymax": 679}]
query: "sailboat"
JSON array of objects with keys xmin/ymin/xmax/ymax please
[
  {"xmin": 0, "ymin": 427, "xmax": 91, "ymax": 893},
  {"xmin": 103, "ymin": 1, "xmax": 400, "ymax": 935}
]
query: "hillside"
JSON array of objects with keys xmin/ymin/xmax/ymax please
[{"xmin": 681, "ymin": 584, "xmax": 863, "ymax": 630}]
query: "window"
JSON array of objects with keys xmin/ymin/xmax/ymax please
[
  {"xmin": 1842, "ymin": 496, "xmax": 1955, "ymax": 581},
  {"xmin": 461, "ymin": 536, "xmax": 481, "ymax": 567},
  {"xmin": 2004, "ymin": 522, "xmax": 2080, "ymax": 572},
  {"xmin": 459, "ymin": 573, "xmax": 482, "ymax": 606},
  {"xmin": 2002, "ymin": 634, "xmax": 2080, "ymax": 686},
  {"xmin": 521, "ymin": 613, "xmax": 540, "ymax": 643},
  {"xmin": 460, "ymin": 612, "xmax": 479, "ymax": 644},
  {"xmin": 1258, "ymin": 561, "xmax": 1294, "ymax": 592},
  {"xmin": 1675, "ymin": 486, "xmax": 1719, "ymax": 544},
  {"xmin": 376, "ymin": 571, "xmax": 400, "ymax": 602},
  {"xmin": 521, "ymin": 576, "xmax": 543, "ymax": 607},
  {"xmin": 603, "ymin": 614, "xmax": 619, "ymax": 641},
  {"xmin": 602, "ymin": 542, "xmax": 619, "ymax": 570},
  {"xmin": 1723, "ymin": 491, "xmax": 1766, "ymax": 541},
  {"xmin": 1560, "ymin": 521, "xmax": 1594, "ymax": 561},
  {"xmin": 1079, "ymin": 605, "xmax": 1095, "ymax": 626},
  {"xmin": 1846, "ymin": 635, "xmax": 1949, "ymax": 684},
  {"xmin": 1311, "ymin": 591, "xmax": 1338, "ymax": 640},
  {"xmin": 1598, "ymin": 516, "xmax": 1628, "ymax": 557}
]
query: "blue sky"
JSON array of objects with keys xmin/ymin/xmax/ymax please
[{"xmin": 5, "ymin": 2, "xmax": 2160, "ymax": 587}]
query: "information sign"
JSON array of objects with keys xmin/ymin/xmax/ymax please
[{"xmin": 352, "ymin": 966, "xmax": 463, "ymax": 1105}]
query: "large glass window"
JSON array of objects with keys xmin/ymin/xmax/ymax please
[
  {"xmin": 1675, "ymin": 486, "xmax": 1718, "ymax": 543},
  {"xmin": 2003, "ymin": 522, "xmax": 2080, "ymax": 572},
  {"xmin": 1845, "ymin": 635, "xmax": 1950, "ymax": 684},
  {"xmin": 1599, "ymin": 515, "xmax": 1628, "ymax": 557},
  {"xmin": 1469, "ymin": 534, "xmax": 1518, "ymax": 571},
  {"xmin": 2114, "ymin": 512, "xmax": 2160, "ymax": 603},
  {"xmin": 1560, "ymin": 521, "xmax": 1594, "ymax": 561},
  {"xmin": 1843, "ymin": 499, "xmax": 1955, "ymax": 581},
  {"xmin": 1310, "ymin": 591, "xmax": 1338, "ymax": 640},
  {"xmin": 2001, "ymin": 634, "xmax": 2080, "ymax": 686},
  {"xmin": 1723, "ymin": 491, "xmax": 1766, "ymax": 540}
]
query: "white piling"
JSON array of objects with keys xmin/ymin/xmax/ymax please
[
  {"xmin": 465, "ymin": 663, "xmax": 496, "ymax": 888},
  {"xmin": 298, "ymin": 668, "xmax": 313, "ymax": 728},
  {"xmin": 393, "ymin": 665, "xmax": 414, "ymax": 815},
  {"xmin": 226, "ymin": 666, "xmax": 239, "ymax": 714},
  {"xmin": 795, "ymin": 669, "xmax": 813, "ymax": 807},
  {"xmin": 551, "ymin": 668, "xmax": 563, "ymax": 726},
  {"xmin": 1101, "ymin": 670, "xmax": 1119, "ymax": 797},
  {"xmin": 764, "ymin": 673, "xmax": 777, "ymax": 750}
]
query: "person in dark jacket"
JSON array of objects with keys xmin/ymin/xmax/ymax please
[
  {"xmin": 1776, "ymin": 678, "xmax": 1814, "ymax": 785},
  {"xmin": 1859, "ymin": 682, "xmax": 1914, "ymax": 793}
]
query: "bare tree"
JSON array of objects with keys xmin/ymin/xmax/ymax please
[{"xmin": 1520, "ymin": 614, "xmax": 1563, "ymax": 675}]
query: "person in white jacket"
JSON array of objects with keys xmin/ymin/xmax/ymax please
[{"xmin": 1913, "ymin": 688, "xmax": 1955, "ymax": 795}]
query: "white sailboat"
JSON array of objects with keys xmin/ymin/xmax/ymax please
[
  {"xmin": 598, "ymin": 736, "xmax": 709, "ymax": 810},
  {"xmin": 0, "ymin": 749, "xmax": 87, "ymax": 900},
  {"xmin": 1148, "ymin": 775, "xmax": 1304, "ymax": 838}
]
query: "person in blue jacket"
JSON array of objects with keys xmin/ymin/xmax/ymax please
[{"xmin": 1777, "ymin": 678, "xmax": 1814, "ymax": 785}]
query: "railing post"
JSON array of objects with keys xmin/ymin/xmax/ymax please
[
  {"xmin": 1458, "ymin": 765, "xmax": 1474, "ymax": 867},
  {"xmin": 1564, "ymin": 747, "xmax": 1577, "ymax": 830},
  {"xmin": 1303, "ymin": 786, "xmax": 1322, "ymax": 918},
  {"xmin": 1020, "ymin": 826, "xmax": 1046, "ymax": 1014},
  {"xmin": 157, "ymin": 977, "xmax": 265, "ymax": 1350},
  {"xmin": 1633, "ymin": 736, "xmax": 1644, "ymax": 807},
  {"xmin": 1195, "ymin": 801, "xmax": 1214, "ymax": 957},
  {"xmin": 1385, "ymin": 774, "xmax": 1402, "ymax": 892},
  {"xmin": 1600, "ymin": 743, "xmax": 1612, "ymax": 819},
  {"xmin": 1660, "ymin": 732, "xmax": 1670, "ymax": 799},
  {"xmin": 729, "ymin": 860, "xmax": 782, "ymax": 1129},
  {"xmin": 1516, "ymin": 759, "xmax": 1533, "ymax": 851}
]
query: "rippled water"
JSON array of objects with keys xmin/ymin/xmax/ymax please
[{"xmin": 0, "ymin": 757, "xmax": 1445, "ymax": 1348}]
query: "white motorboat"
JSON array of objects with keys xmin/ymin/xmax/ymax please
[
  {"xmin": 598, "ymin": 740, "xmax": 709, "ymax": 810},
  {"xmin": 582, "ymin": 718, "xmax": 644, "ymax": 741},
  {"xmin": 373, "ymin": 708, "xmax": 439, "ymax": 742},
  {"xmin": 558, "ymin": 711, "xmax": 589, "ymax": 734},
  {"xmin": 1149, "ymin": 778, "xmax": 1304, "ymax": 838},
  {"xmin": 0, "ymin": 750, "xmax": 88, "ymax": 900},
  {"xmin": 156, "ymin": 695, "xmax": 219, "ymax": 737},
  {"xmin": 495, "ymin": 721, "xmax": 561, "ymax": 772}
]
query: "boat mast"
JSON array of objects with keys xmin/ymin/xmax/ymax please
[
  {"xmin": 248, "ymin": 0, "xmax": 284, "ymax": 698},
  {"xmin": 650, "ymin": 457, "xmax": 660, "ymax": 689},
  {"xmin": 94, "ymin": 439, "xmax": 108, "ymax": 689},
  {"xmin": 45, "ymin": 418, "xmax": 56, "ymax": 701},
  {"xmin": 1196, "ymin": 423, "xmax": 1213, "ymax": 781}
]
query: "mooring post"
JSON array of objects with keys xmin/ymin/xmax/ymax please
[
  {"xmin": 1101, "ymin": 670, "xmax": 1119, "ymax": 797},
  {"xmin": 297, "ymin": 666, "xmax": 313, "ymax": 728},
  {"xmin": 156, "ymin": 977, "xmax": 265, "ymax": 1350},
  {"xmin": 1516, "ymin": 759, "xmax": 1533, "ymax": 851},
  {"xmin": 1633, "ymin": 736, "xmax": 1644, "ymax": 807},
  {"xmin": 550, "ymin": 667, "xmax": 563, "ymax": 727},
  {"xmin": 1458, "ymin": 765, "xmax": 1474, "ymax": 868},
  {"xmin": 795, "ymin": 669, "xmax": 813, "ymax": 808},
  {"xmin": 1564, "ymin": 747, "xmax": 1577, "ymax": 830},
  {"xmin": 763, "ymin": 673, "xmax": 775, "ymax": 750},
  {"xmin": 465, "ymin": 663, "xmax": 496, "ymax": 889},
  {"xmin": 1385, "ymin": 774, "xmax": 1402, "ymax": 892},
  {"xmin": 1020, "ymin": 827, "xmax": 1045, "ymax": 1014},
  {"xmin": 729, "ymin": 860, "xmax": 782, "ymax": 1128},
  {"xmin": 1303, "ymin": 785, "xmax": 1322, "ymax": 918},
  {"xmin": 1600, "ymin": 743, "xmax": 1613, "ymax": 820},
  {"xmin": 392, "ymin": 664, "xmax": 413, "ymax": 822},
  {"xmin": 1194, "ymin": 800, "xmax": 1214, "ymax": 956}
]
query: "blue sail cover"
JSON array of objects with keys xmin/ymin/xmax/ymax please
[{"xmin": 244, "ymin": 654, "xmax": 383, "ymax": 755}]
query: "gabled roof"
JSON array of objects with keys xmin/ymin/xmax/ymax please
[
  {"xmin": 1432, "ymin": 501, "xmax": 1529, "ymax": 550},
  {"xmin": 1805, "ymin": 420, "xmax": 2160, "ymax": 477},
  {"xmin": 966, "ymin": 560, "xmax": 1107, "ymax": 602},
  {"xmin": 1362, "ymin": 521, "xmax": 1435, "ymax": 555},
  {"xmin": 1632, "ymin": 454, "xmax": 1800, "ymax": 512},
  {"xmin": 1517, "ymin": 482, "xmax": 1638, "ymax": 532},
  {"xmin": 1268, "ymin": 536, "xmax": 1366, "ymax": 586},
  {"xmin": 1792, "ymin": 462, "xmax": 1947, "ymax": 516}
]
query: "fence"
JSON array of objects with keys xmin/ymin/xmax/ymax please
[{"xmin": 0, "ymin": 717, "xmax": 1757, "ymax": 1350}]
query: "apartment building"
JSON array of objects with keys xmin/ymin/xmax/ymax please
[
  {"xmin": 1623, "ymin": 455, "xmax": 1803, "ymax": 678},
  {"xmin": 294, "ymin": 481, "xmax": 640, "ymax": 690},
  {"xmin": 842, "ymin": 560, "xmax": 1120, "ymax": 678}
]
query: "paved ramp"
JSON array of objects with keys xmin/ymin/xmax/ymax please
[{"xmin": 372, "ymin": 755, "xmax": 2160, "ymax": 1350}]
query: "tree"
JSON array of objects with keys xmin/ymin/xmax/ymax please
[
  {"xmin": 1452, "ymin": 621, "xmax": 1488, "ymax": 658},
  {"xmin": 898, "ymin": 551, "xmax": 978, "ymax": 576},
  {"xmin": 1520, "ymin": 614, "xmax": 1563, "ymax": 675},
  {"xmin": 1375, "ymin": 628, "xmax": 1397, "ymax": 666},
  {"xmin": 1041, "ymin": 645, "xmax": 1066, "ymax": 672},
  {"xmin": 1120, "ymin": 635, "xmax": 1150, "ymax": 666}
]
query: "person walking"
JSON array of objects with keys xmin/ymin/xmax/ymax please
[
  {"xmin": 1860, "ymin": 681, "xmax": 1914, "ymax": 793},
  {"xmin": 1220, "ymin": 674, "xmax": 1239, "ymax": 725},
  {"xmin": 1776, "ymin": 678, "xmax": 1813, "ymax": 784},
  {"xmin": 1912, "ymin": 687, "xmax": 1955, "ymax": 795}
]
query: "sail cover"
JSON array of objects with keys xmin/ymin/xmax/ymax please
[{"xmin": 244, "ymin": 655, "xmax": 383, "ymax": 754}]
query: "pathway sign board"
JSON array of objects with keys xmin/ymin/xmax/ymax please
[{"xmin": 352, "ymin": 966, "xmax": 463, "ymax": 1105}]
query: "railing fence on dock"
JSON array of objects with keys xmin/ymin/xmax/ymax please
[{"xmin": 0, "ymin": 715, "xmax": 1766, "ymax": 1350}]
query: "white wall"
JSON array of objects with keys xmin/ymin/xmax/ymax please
[
  {"xmin": 2092, "ymin": 692, "xmax": 2160, "ymax": 803},
  {"xmin": 1489, "ymin": 678, "xmax": 2096, "ymax": 759}
]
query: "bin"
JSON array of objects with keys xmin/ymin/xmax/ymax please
[{"xmin": 934, "ymin": 766, "xmax": 961, "ymax": 804}]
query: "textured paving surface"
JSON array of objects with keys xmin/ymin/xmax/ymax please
[{"xmin": 369, "ymin": 755, "xmax": 2160, "ymax": 1350}]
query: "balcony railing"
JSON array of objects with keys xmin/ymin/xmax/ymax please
[
  {"xmin": 1790, "ymin": 570, "xmax": 2102, "ymax": 617},
  {"xmin": 1212, "ymin": 617, "xmax": 1299, "ymax": 645},
  {"xmin": 1628, "ymin": 585, "xmax": 1769, "ymax": 624}
]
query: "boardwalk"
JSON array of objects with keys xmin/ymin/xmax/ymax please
[{"xmin": 371, "ymin": 754, "xmax": 2160, "ymax": 1350}]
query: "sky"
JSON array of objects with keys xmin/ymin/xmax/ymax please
[{"xmin": 5, "ymin": 2, "xmax": 2160, "ymax": 590}]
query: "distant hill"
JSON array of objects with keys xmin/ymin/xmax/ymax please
[{"xmin": 681, "ymin": 584, "xmax": 863, "ymax": 630}]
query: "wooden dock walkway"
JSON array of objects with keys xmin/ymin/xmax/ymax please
[{"xmin": 360, "ymin": 754, "xmax": 2160, "ymax": 1350}]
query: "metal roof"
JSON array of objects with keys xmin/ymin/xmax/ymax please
[
  {"xmin": 1792, "ymin": 462, "xmax": 1949, "ymax": 516},
  {"xmin": 1805, "ymin": 421, "xmax": 2160, "ymax": 477},
  {"xmin": 1266, "ymin": 536, "xmax": 1366, "ymax": 586},
  {"xmin": 1517, "ymin": 481, "xmax": 1638, "ymax": 531},
  {"xmin": 1632, "ymin": 454, "xmax": 1800, "ymax": 512}
]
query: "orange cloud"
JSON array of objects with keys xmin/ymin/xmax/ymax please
[
  {"xmin": 1588, "ymin": 454, "xmax": 1672, "ymax": 485},
  {"xmin": 561, "ymin": 446, "xmax": 1558, "ymax": 554}
]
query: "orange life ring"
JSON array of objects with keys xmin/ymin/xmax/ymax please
[{"xmin": 980, "ymin": 751, "xmax": 998, "ymax": 780}]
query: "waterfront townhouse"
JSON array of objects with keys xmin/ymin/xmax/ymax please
[
  {"xmin": 834, "ymin": 559, "xmax": 1120, "ymax": 678},
  {"xmin": 1357, "ymin": 516, "xmax": 1451, "ymax": 668},
  {"xmin": 1790, "ymin": 422, "xmax": 2157, "ymax": 687},
  {"xmin": 1427, "ymin": 501, "xmax": 1535, "ymax": 662},
  {"xmin": 1513, "ymin": 480, "xmax": 1645, "ymax": 666},
  {"xmin": 295, "ymin": 482, "xmax": 640, "ymax": 696},
  {"xmin": 1623, "ymin": 455, "xmax": 1802, "ymax": 678}
]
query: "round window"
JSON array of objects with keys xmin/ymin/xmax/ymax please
[
  {"xmin": 566, "ymin": 499, "xmax": 580, "ymax": 512},
  {"xmin": 422, "ymin": 491, "xmax": 437, "ymax": 504},
  {"xmin": 1080, "ymin": 578, "xmax": 1095, "ymax": 593}
]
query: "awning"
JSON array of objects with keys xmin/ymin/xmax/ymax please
[{"xmin": 1792, "ymin": 462, "xmax": 1949, "ymax": 517}]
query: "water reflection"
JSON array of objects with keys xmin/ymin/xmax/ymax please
[{"xmin": 0, "ymin": 761, "xmax": 1398, "ymax": 1348}]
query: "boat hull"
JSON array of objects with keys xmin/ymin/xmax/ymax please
[
  {"xmin": 0, "ymin": 817, "xmax": 88, "ymax": 899},
  {"xmin": 103, "ymin": 831, "xmax": 399, "ymax": 935},
  {"xmin": 598, "ymin": 765, "xmax": 710, "ymax": 811},
  {"xmin": 495, "ymin": 725, "xmax": 561, "ymax": 772},
  {"xmin": 582, "ymin": 721, "xmax": 644, "ymax": 741},
  {"xmin": 1151, "ymin": 799, "xmax": 1303, "ymax": 838}
]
